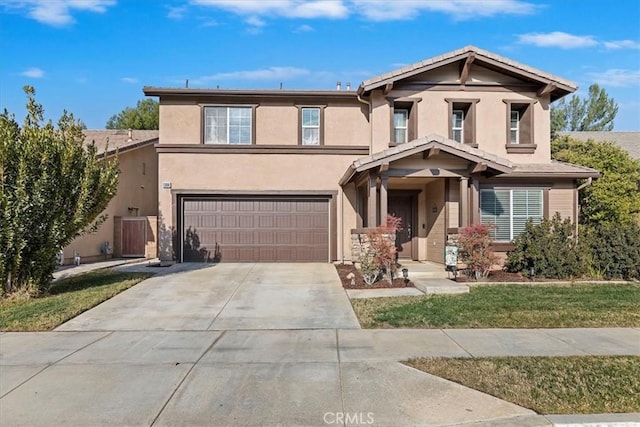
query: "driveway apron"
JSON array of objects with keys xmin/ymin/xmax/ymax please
[{"xmin": 56, "ymin": 263, "xmax": 360, "ymax": 331}]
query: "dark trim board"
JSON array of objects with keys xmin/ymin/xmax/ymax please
[{"xmin": 156, "ymin": 144, "xmax": 369, "ymax": 155}]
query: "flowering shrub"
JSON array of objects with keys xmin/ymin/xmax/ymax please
[
  {"xmin": 366, "ymin": 215, "xmax": 403, "ymax": 285},
  {"xmin": 457, "ymin": 223, "xmax": 497, "ymax": 280}
]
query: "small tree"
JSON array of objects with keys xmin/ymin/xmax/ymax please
[
  {"xmin": 106, "ymin": 99, "xmax": 159, "ymax": 130},
  {"xmin": 457, "ymin": 223, "xmax": 497, "ymax": 280},
  {"xmin": 551, "ymin": 83, "xmax": 618, "ymax": 134},
  {"xmin": 1, "ymin": 86, "xmax": 119, "ymax": 296},
  {"xmin": 552, "ymin": 136, "xmax": 640, "ymax": 225},
  {"xmin": 366, "ymin": 215, "xmax": 402, "ymax": 285}
]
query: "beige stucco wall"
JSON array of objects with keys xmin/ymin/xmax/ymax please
[
  {"xmin": 158, "ymin": 98, "xmax": 369, "ymax": 147},
  {"xmin": 157, "ymin": 152, "xmax": 361, "ymax": 261},
  {"xmin": 368, "ymin": 63, "xmax": 552, "ymax": 162},
  {"xmin": 63, "ymin": 144, "xmax": 158, "ymax": 263},
  {"xmin": 370, "ymin": 87, "xmax": 551, "ymax": 162},
  {"xmin": 549, "ymin": 181, "xmax": 577, "ymax": 220}
]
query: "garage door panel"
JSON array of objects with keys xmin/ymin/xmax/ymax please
[{"xmin": 182, "ymin": 197, "xmax": 329, "ymax": 262}]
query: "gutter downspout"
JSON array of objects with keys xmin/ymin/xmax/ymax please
[
  {"xmin": 342, "ymin": 91, "xmax": 371, "ymax": 264},
  {"xmin": 575, "ymin": 177, "xmax": 593, "ymax": 241}
]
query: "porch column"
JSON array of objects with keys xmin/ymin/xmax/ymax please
[
  {"xmin": 367, "ymin": 171, "xmax": 377, "ymax": 227},
  {"xmin": 470, "ymin": 177, "xmax": 480, "ymax": 224},
  {"xmin": 459, "ymin": 177, "xmax": 469, "ymax": 228},
  {"xmin": 379, "ymin": 174, "xmax": 388, "ymax": 226}
]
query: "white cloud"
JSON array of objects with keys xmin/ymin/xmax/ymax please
[
  {"xmin": 350, "ymin": 0, "xmax": 538, "ymax": 21},
  {"xmin": 121, "ymin": 77, "xmax": 139, "ymax": 84},
  {"xmin": 603, "ymin": 39, "xmax": 640, "ymax": 50},
  {"xmin": 2, "ymin": 0, "xmax": 115, "ymax": 26},
  {"xmin": 294, "ymin": 24, "xmax": 314, "ymax": 33},
  {"xmin": 167, "ymin": 5, "xmax": 187, "ymax": 20},
  {"xmin": 191, "ymin": 0, "xmax": 537, "ymax": 21},
  {"xmin": 517, "ymin": 31, "xmax": 598, "ymax": 49},
  {"xmin": 191, "ymin": 0, "xmax": 348, "ymax": 19},
  {"xmin": 588, "ymin": 69, "xmax": 640, "ymax": 88},
  {"xmin": 200, "ymin": 66, "xmax": 312, "ymax": 81},
  {"xmin": 20, "ymin": 67, "xmax": 44, "ymax": 78},
  {"xmin": 245, "ymin": 15, "xmax": 266, "ymax": 26}
]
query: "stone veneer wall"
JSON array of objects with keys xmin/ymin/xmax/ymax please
[{"xmin": 350, "ymin": 228, "xmax": 396, "ymax": 263}]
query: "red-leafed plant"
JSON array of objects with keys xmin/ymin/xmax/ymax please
[
  {"xmin": 457, "ymin": 223, "xmax": 497, "ymax": 280},
  {"xmin": 366, "ymin": 215, "xmax": 403, "ymax": 285}
]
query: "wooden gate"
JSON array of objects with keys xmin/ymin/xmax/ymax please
[{"xmin": 121, "ymin": 218, "xmax": 147, "ymax": 257}]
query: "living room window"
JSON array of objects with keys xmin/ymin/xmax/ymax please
[
  {"xmin": 480, "ymin": 188, "xmax": 543, "ymax": 241},
  {"xmin": 204, "ymin": 106, "xmax": 252, "ymax": 144},
  {"xmin": 445, "ymin": 99, "xmax": 479, "ymax": 146},
  {"xmin": 393, "ymin": 109, "xmax": 409, "ymax": 143},
  {"xmin": 503, "ymin": 100, "xmax": 536, "ymax": 153},
  {"xmin": 301, "ymin": 107, "xmax": 321, "ymax": 145}
]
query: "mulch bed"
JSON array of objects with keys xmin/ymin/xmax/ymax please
[
  {"xmin": 455, "ymin": 269, "xmax": 568, "ymax": 283},
  {"xmin": 335, "ymin": 264, "xmax": 414, "ymax": 289}
]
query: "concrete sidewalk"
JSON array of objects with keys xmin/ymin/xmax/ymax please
[{"xmin": 1, "ymin": 328, "xmax": 638, "ymax": 426}]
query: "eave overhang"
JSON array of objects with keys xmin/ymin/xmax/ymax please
[{"xmin": 339, "ymin": 134, "xmax": 514, "ymax": 186}]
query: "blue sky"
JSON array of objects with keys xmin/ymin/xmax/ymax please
[{"xmin": 1, "ymin": 0, "xmax": 639, "ymax": 130}]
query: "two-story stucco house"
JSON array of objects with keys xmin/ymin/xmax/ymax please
[{"xmin": 143, "ymin": 46, "xmax": 599, "ymax": 265}]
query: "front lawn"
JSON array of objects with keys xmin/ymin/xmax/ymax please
[
  {"xmin": 352, "ymin": 283, "xmax": 640, "ymax": 328},
  {"xmin": 407, "ymin": 356, "xmax": 640, "ymax": 414},
  {"xmin": 0, "ymin": 270, "xmax": 153, "ymax": 331}
]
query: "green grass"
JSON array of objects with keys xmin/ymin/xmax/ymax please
[
  {"xmin": 407, "ymin": 356, "xmax": 640, "ymax": 414},
  {"xmin": 0, "ymin": 269, "xmax": 153, "ymax": 331},
  {"xmin": 352, "ymin": 284, "xmax": 640, "ymax": 328}
]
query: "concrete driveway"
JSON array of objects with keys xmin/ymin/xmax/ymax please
[
  {"xmin": 56, "ymin": 263, "xmax": 360, "ymax": 331},
  {"xmin": 0, "ymin": 262, "xmax": 556, "ymax": 426}
]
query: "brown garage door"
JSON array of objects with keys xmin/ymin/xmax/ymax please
[{"xmin": 181, "ymin": 197, "xmax": 329, "ymax": 262}]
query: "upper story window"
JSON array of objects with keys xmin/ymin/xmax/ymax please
[
  {"xmin": 452, "ymin": 110, "xmax": 464, "ymax": 143},
  {"xmin": 480, "ymin": 188, "xmax": 543, "ymax": 241},
  {"xmin": 510, "ymin": 110, "xmax": 520, "ymax": 144},
  {"xmin": 389, "ymin": 97, "xmax": 420, "ymax": 145},
  {"xmin": 445, "ymin": 98, "xmax": 479, "ymax": 147},
  {"xmin": 503, "ymin": 100, "xmax": 536, "ymax": 153},
  {"xmin": 204, "ymin": 106, "xmax": 252, "ymax": 144},
  {"xmin": 393, "ymin": 109, "xmax": 409, "ymax": 144},
  {"xmin": 301, "ymin": 107, "xmax": 321, "ymax": 145}
]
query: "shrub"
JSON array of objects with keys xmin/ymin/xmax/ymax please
[
  {"xmin": 364, "ymin": 215, "xmax": 402, "ymax": 285},
  {"xmin": 505, "ymin": 214, "xmax": 587, "ymax": 279},
  {"xmin": 457, "ymin": 223, "xmax": 498, "ymax": 280},
  {"xmin": 584, "ymin": 222, "xmax": 640, "ymax": 280}
]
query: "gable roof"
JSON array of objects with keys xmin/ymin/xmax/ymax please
[
  {"xmin": 358, "ymin": 46, "xmax": 577, "ymax": 101},
  {"xmin": 339, "ymin": 134, "xmax": 513, "ymax": 185},
  {"xmin": 83, "ymin": 129, "xmax": 159, "ymax": 156},
  {"xmin": 557, "ymin": 131, "xmax": 640, "ymax": 160}
]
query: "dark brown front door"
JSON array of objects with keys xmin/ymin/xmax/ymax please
[
  {"xmin": 181, "ymin": 197, "xmax": 329, "ymax": 262},
  {"xmin": 388, "ymin": 196, "xmax": 413, "ymax": 259}
]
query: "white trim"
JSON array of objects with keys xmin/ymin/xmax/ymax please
[
  {"xmin": 452, "ymin": 109, "xmax": 464, "ymax": 143},
  {"xmin": 510, "ymin": 110, "xmax": 520, "ymax": 145},
  {"xmin": 394, "ymin": 109, "xmax": 409, "ymax": 143}
]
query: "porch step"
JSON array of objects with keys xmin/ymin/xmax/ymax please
[{"xmin": 413, "ymin": 278, "xmax": 469, "ymax": 295}]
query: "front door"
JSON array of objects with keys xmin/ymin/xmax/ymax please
[{"xmin": 388, "ymin": 196, "xmax": 414, "ymax": 259}]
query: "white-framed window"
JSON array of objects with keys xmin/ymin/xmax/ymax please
[
  {"xmin": 204, "ymin": 106, "xmax": 252, "ymax": 144},
  {"xmin": 393, "ymin": 109, "xmax": 409, "ymax": 143},
  {"xmin": 301, "ymin": 107, "xmax": 320, "ymax": 145},
  {"xmin": 480, "ymin": 188, "xmax": 543, "ymax": 241},
  {"xmin": 510, "ymin": 110, "xmax": 520, "ymax": 144},
  {"xmin": 452, "ymin": 110, "xmax": 464, "ymax": 143}
]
